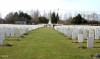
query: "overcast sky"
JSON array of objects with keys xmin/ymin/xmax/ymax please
[{"xmin": 0, "ymin": 0, "xmax": 100, "ymax": 18}]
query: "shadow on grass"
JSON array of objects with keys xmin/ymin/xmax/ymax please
[
  {"xmin": 72, "ymin": 42, "xmax": 87, "ymax": 43},
  {"xmin": 96, "ymin": 42, "xmax": 100, "ymax": 43},
  {"xmin": 78, "ymin": 46, "xmax": 100, "ymax": 49},
  {"xmin": 68, "ymin": 37, "xmax": 72, "ymax": 40},
  {"xmin": 23, "ymin": 33, "xmax": 28, "ymax": 35},
  {"xmin": 21, "ymin": 35, "xmax": 25, "ymax": 38},
  {"xmin": 0, "ymin": 44, "xmax": 13, "ymax": 47},
  {"xmin": 5, "ymin": 38, "xmax": 20, "ymax": 41},
  {"xmin": 94, "ymin": 47, "xmax": 100, "ymax": 48},
  {"xmin": 78, "ymin": 46, "xmax": 87, "ymax": 49}
]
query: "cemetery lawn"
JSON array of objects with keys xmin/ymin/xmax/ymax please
[{"xmin": 0, "ymin": 27, "xmax": 100, "ymax": 59}]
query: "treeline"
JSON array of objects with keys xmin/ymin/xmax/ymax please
[
  {"xmin": 0, "ymin": 11, "xmax": 49, "ymax": 24},
  {"xmin": 0, "ymin": 10, "xmax": 59, "ymax": 24},
  {"xmin": 0, "ymin": 10, "xmax": 100, "ymax": 25},
  {"xmin": 58, "ymin": 14, "xmax": 100, "ymax": 25}
]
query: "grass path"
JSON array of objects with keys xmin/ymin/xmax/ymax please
[{"xmin": 0, "ymin": 27, "xmax": 100, "ymax": 59}]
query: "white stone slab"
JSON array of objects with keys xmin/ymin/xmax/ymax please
[
  {"xmin": 11, "ymin": 28, "xmax": 14, "ymax": 37},
  {"xmin": 87, "ymin": 37, "xmax": 94, "ymax": 48},
  {"xmin": 6, "ymin": 28, "xmax": 11, "ymax": 37},
  {"xmin": 89, "ymin": 30, "xmax": 94, "ymax": 34},
  {"xmin": 72, "ymin": 31, "xmax": 77, "ymax": 40},
  {"xmin": 15, "ymin": 28, "xmax": 20, "ymax": 37},
  {"xmin": 83, "ymin": 29, "xmax": 88, "ymax": 39},
  {"xmin": 78, "ymin": 34, "xmax": 83, "ymax": 42},
  {"xmin": 78, "ymin": 29, "xmax": 83, "ymax": 34},
  {"xmin": 95, "ymin": 29, "xmax": 100, "ymax": 39}
]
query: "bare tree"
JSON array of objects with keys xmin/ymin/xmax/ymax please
[
  {"xmin": 91, "ymin": 13, "xmax": 98, "ymax": 20},
  {"xmin": 5, "ymin": 12, "xmax": 14, "ymax": 23},
  {"xmin": 30, "ymin": 10, "xmax": 40, "ymax": 24},
  {"xmin": 0, "ymin": 13, "xmax": 3, "ymax": 23},
  {"xmin": 43, "ymin": 10, "xmax": 48, "ymax": 18},
  {"xmin": 0, "ymin": 13, "xmax": 1, "ymax": 18},
  {"xmin": 47, "ymin": 11, "xmax": 52, "ymax": 20},
  {"xmin": 34, "ymin": 10, "xmax": 40, "ymax": 18},
  {"xmin": 63, "ymin": 13, "xmax": 67, "ymax": 20}
]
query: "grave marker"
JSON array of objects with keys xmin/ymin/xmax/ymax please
[{"xmin": 87, "ymin": 37, "xmax": 94, "ymax": 48}]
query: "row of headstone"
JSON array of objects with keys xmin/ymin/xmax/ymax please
[
  {"xmin": 54, "ymin": 25, "xmax": 100, "ymax": 48},
  {"xmin": 0, "ymin": 24, "xmax": 45, "ymax": 45},
  {"xmin": 0, "ymin": 27, "xmax": 5, "ymax": 45}
]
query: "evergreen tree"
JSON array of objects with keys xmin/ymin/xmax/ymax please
[
  {"xmin": 72, "ymin": 14, "xmax": 87, "ymax": 24},
  {"xmin": 51, "ymin": 12, "xmax": 59, "ymax": 24},
  {"xmin": 56, "ymin": 13, "xmax": 59, "ymax": 23},
  {"xmin": 38, "ymin": 16, "xmax": 48, "ymax": 24}
]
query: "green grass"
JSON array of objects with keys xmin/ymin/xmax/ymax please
[{"xmin": 0, "ymin": 27, "xmax": 100, "ymax": 59}]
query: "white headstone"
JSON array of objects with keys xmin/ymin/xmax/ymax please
[
  {"xmin": 87, "ymin": 37, "xmax": 94, "ymax": 48},
  {"xmin": 0, "ymin": 33, "xmax": 3, "ymax": 45},
  {"xmin": 72, "ymin": 31, "xmax": 77, "ymax": 40},
  {"xmin": 95, "ymin": 29, "xmax": 100, "ymax": 39},
  {"xmin": 6, "ymin": 28, "xmax": 10, "ymax": 37},
  {"xmin": 78, "ymin": 29, "xmax": 83, "ymax": 34},
  {"xmin": 83, "ymin": 29, "xmax": 88, "ymax": 39},
  {"xmin": 11, "ymin": 27, "xmax": 15, "ymax": 37},
  {"xmin": 89, "ymin": 30, "xmax": 94, "ymax": 40},
  {"xmin": 0, "ymin": 28, "xmax": 5, "ymax": 45},
  {"xmin": 1, "ymin": 27, "xmax": 5, "ymax": 40},
  {"xmin": 89, "ymin": 29, "xmax": 94, "ymax": 34},
  {"xmin": 15, "ymin": 27, "xmax": 20, "ymax": 37},
  {"xmin": 78, "ymin": 34, "xmax": 83, "ymax": 42}
]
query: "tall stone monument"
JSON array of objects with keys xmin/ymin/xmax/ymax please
[{"xmin": 48, "ymin": 15, "xmax": 53, "ymax": 27}]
